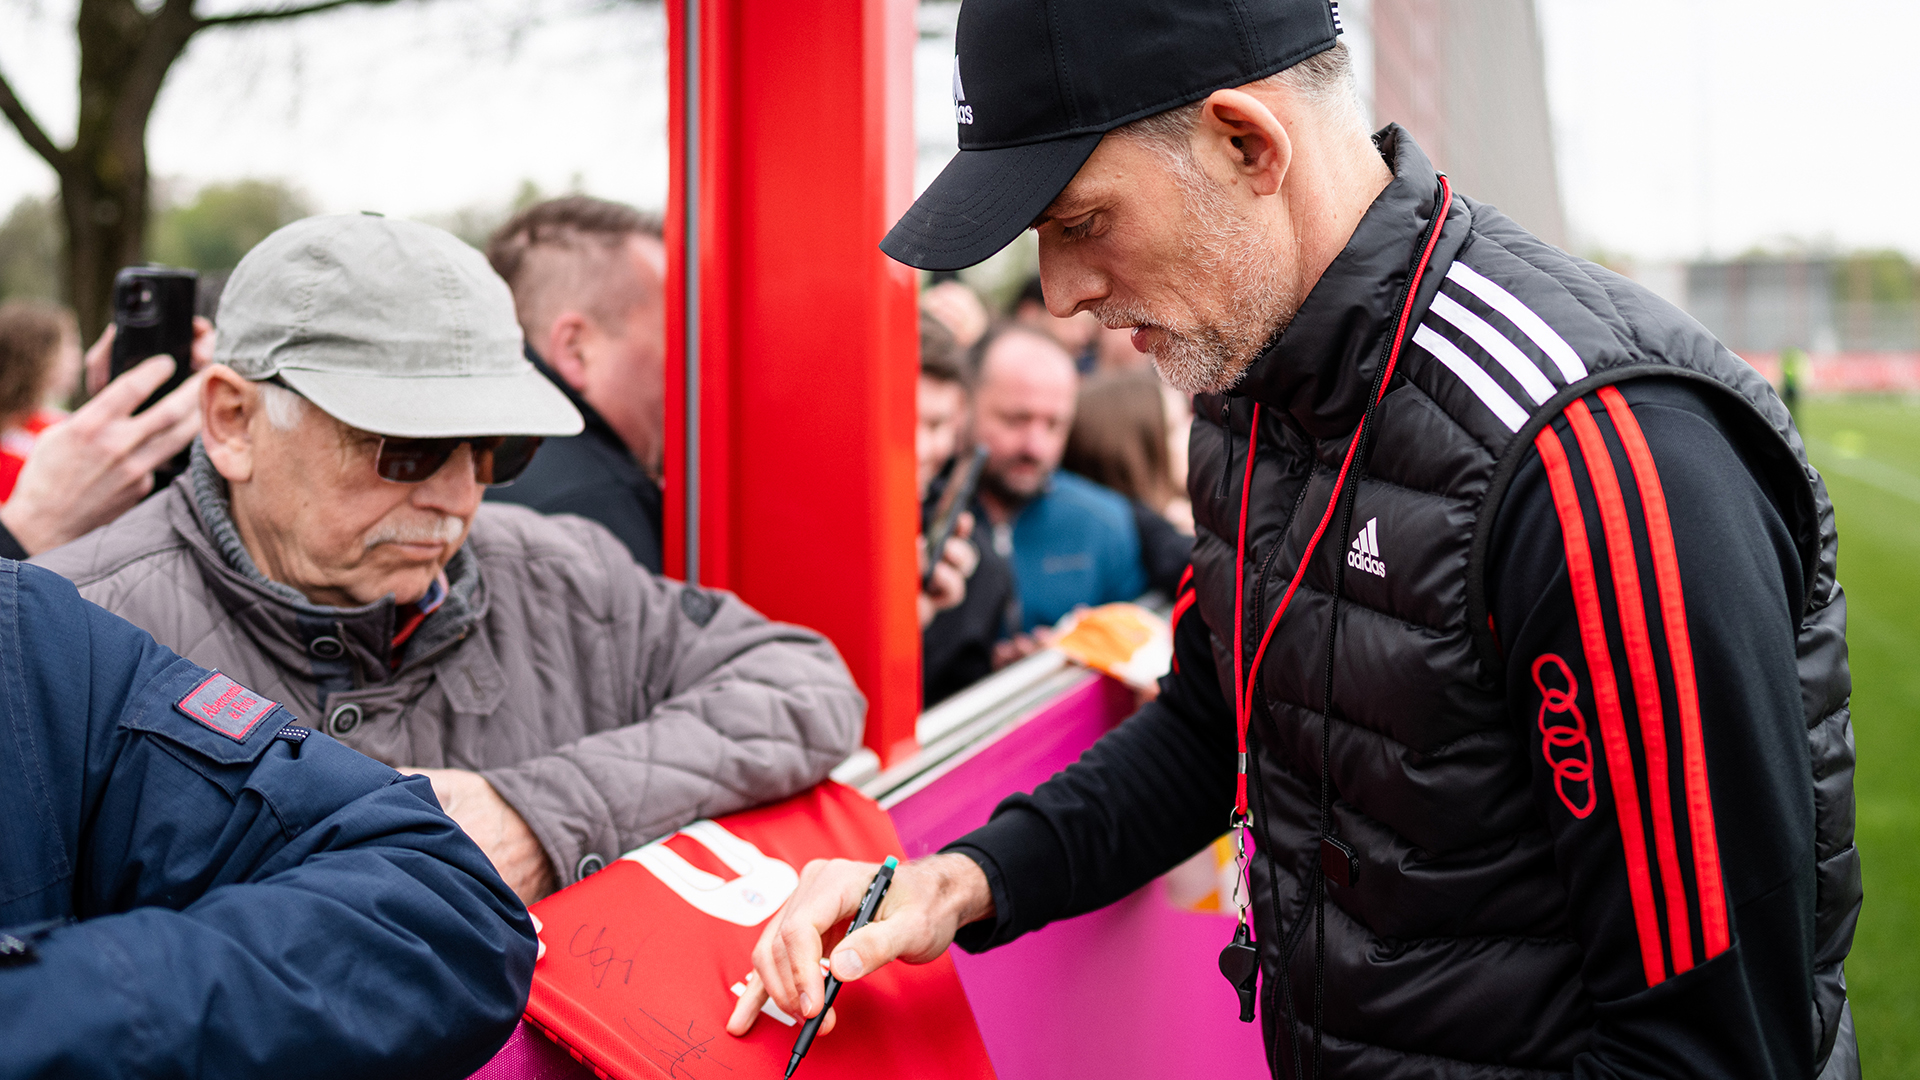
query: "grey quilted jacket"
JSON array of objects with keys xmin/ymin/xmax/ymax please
[{"xmin": 33, "ymin": 457, "xmax": 865, "ymax": 889}]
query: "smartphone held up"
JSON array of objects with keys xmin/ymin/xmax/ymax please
[
  {"xmin": 108, "ymin": 265, "xmax": 200, "ymax": 489},
  {"xmin": 108, "ymin": 266, "xmax": 198, "ymax": 414}
]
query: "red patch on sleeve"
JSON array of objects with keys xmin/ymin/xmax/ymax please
[{"xmin": 175, "ymin": 672, "xmax": 277, "ymax": 742}]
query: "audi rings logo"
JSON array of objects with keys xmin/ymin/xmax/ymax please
[{"xmin": 1532, "ymin": 653, "xmax": 1596, "ymax": 818}]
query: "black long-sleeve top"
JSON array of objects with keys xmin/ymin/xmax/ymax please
[{"xmin": 945, "ymin": 378, "xmax": 1820, "ymax": 1078}]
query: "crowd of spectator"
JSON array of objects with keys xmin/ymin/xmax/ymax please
[
  {"xmin": 0, "ymin": 197, "xmax": 1190, "ymax": 1073},
  {"xmin": 0, "ymin": 206, "xmax": 864, "ymax": 1077},
  {"xmin": 917, "ymin": 273, "xmax": 1194, "ymax": 703}
]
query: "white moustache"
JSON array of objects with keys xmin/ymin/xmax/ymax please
[{"xmin": 365, "ymin": 515, "xmax": 466, "ymax": 550}]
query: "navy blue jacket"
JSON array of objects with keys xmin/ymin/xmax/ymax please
[{"xmin": 0, "ymin": 560, "xmax": 536, "ymax": 1079}]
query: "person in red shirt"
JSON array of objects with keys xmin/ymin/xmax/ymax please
[
  {"xmin": 0, "ymin": 302, "xmax": 209, "ymax": 560},
  {"xmin": 0, "ymin": 300, "xmax": 80, "ymax": 500}
]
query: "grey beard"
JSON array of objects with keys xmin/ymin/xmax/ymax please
[{"xmin": 1096, "ymin": 153, "xmax": 1298, "ymax": 395}]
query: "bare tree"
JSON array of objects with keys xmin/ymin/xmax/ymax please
[{"xmin": 0, "ymin": 0, "xmax": 404, "ymax": 337}]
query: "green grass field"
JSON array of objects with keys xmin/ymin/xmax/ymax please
[{"xmin": 1797, "ymin": 397, "xmax": 1920, "ymax": 1077}]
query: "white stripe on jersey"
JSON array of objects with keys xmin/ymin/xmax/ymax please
[
  {"xmin": 1444, "ymin": 262, "xmax": 1589, "ymax": 383},
  {"xmin": 1428, "ymin": 292, "xmax": 1558, "ymax": 405},
  {"xmin": 1413, "ymin": 323, "xmax": 1529, "ymax": 432}
]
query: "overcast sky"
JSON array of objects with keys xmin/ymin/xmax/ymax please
[{"xmin": 2, "ymin": 0, "xmax": 1916, "ymax": 261}]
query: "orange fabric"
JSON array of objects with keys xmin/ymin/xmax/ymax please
[{"xmin": 1055, "ymin": 605, "xmax": 1154, "ymax": 672}]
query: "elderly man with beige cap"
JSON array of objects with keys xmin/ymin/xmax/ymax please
[{"xmin": 35, "ymin": 213, "xmax": 864, "ymax": 901}]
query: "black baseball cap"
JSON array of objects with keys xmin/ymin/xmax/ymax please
[{"xmin": 881, "ymin": 0, "xmax": 1343, "ymax": 271}]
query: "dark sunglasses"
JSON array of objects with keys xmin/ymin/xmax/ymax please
[
  {"xmin": 374, "ymin": 434, "xmax": 544, "ymax": 486},
  {"xmin": 265, "ymin": 377, "xmax": 543, "ymax": 486}
]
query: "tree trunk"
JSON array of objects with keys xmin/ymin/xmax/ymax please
[
  {"xmin": 1, "ymin": 0, "xmax": 402, "ymax": 338},
  {"xmin": 59, "ymin": 156, "xmax": 146, "ymax": 344},
  {"xmin": 61, "ymin": 0, "xmax": 199, "ymax": 340}
]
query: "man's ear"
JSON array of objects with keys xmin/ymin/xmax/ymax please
[
  {"xmin": 201, "ymin": 365, "xmax": 257, "ymax": 484},
  {"xmin": 542, "ymin": 312, "xmax": 594, "ymax": 392},
  {"xmin": 1195, "ymin": 88, "xmax": 1292, "ymax": 198}
]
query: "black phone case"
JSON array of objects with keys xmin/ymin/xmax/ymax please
[
  {"xmin": 922, "ymin": 446, "xmax": 989, "ymax": 591},
  {"xmin": 109, "ymin": 266, "xmax": 198, "ymax": 415}
]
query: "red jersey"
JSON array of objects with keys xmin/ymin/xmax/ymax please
[{"xmin": 0, "ymin": 410, "xmax": 60, "ymax": 502}]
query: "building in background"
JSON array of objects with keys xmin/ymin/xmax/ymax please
[
  {"xmin": 1369, "ymin": 0, "xmax": 1568, "ymax": 248},
  {"xmin": 1664, "ymin": 252, "xmax": 1920, "ymax": 391},
  {"xmin": 1681, "ymin": 254, "xmax": 1920, "ymax": 356}
]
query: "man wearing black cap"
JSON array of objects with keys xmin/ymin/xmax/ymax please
[{"xmin": 731, "ymin": 2, "xmax": 1859, "ymax": 1077}]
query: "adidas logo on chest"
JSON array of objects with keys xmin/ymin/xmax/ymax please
[{"xmin": 1348, "ymin": 517, "xmax": 1386, "ymax": 578}]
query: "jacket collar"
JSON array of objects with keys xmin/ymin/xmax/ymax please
[
  {"xmin": 1231, "ymin": 125, "xmax": 1445, "ymax": 440},
  {"xmin": 525, "ymin": 343, "xmax": 631, "ymax": 459},
  {"xmin": 175, "ymin": 441, "xmax": 484, "ymax": 683}
]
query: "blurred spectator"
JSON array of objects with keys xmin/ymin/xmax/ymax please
[
  {"xmin": 915, "ymin": 313, "xmax": 971, "ymax": 630},
  {"xmin": 483, "ymin": 196, "xmax": 666, "ymax": 572},
  {"xmin": 0, "ymin": 316, "xmax": 207, "ymax": 560},
  {"xmin": 917, "ymin": 313, "xmax": 969, "ymax": 496},
  {"xmin": 1011, "ymin": 273, "xmax": 1100, "ymax": 370},
  {"xmin": 35, "ymin": 214, "xmax": 862, "ymax": 903},
  {"xmin": 1781, "ymin": 345, "xmax": 1807, "ymax": 419},
  {"xmin": 1063, "ymin": 369, "xmax": 1191, "ymax": 595},
  {"xmin": 918, "ymin": 312, "xmax": 1017, "ymax": 704},
  {"xmin": 972, "ymin": 324, "xmax": 1145, "ymax": 637},
  {"xmin": 921, "ymin": 275, "xmax": 990, "ymax": 351},
  {"xmin": 0, "ymin": 300, "xmax": 78, "ymax": 497}
]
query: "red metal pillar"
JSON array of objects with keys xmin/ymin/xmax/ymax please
[{"xmin": 664, "ymin": 0, "xmax": 922, "ymax": 766}]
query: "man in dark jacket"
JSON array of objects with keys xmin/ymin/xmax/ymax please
[
  {"xmin": 0, "ymin": 559, "xmax": 535, "ymax": 1078},
  {"xmin": 730, "ymin": 2, "xmax": 1859, "ymax": 1078},
  {"xmin": 483, "ymin": 197, "xmax": 667, "ymax": 571}
]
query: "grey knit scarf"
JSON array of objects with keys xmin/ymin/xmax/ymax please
[{"xmin": 187, "ymin": 438, "xmax": 480, "ymax": 663}]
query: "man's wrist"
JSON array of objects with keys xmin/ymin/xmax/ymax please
[
  {"xmin": 920, "ymin": 851, "xmax": 995, "ymax": 929},
  {"xmin": 0, "ymin": 503, "xmax": 52, "ymax": 558}
]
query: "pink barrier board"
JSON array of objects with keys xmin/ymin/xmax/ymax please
[
  {"xmin": 477, "ymin": 671, "xmax": 1267, "ymax": 1080},
  {"xmin": 889, "ymin": 674, "xmax": 1268, "ymax": 1080}
]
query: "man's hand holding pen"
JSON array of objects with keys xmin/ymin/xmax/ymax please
[{"xmin": 726, "ymin": 853, "xmax": 995, "ymax": 1040}]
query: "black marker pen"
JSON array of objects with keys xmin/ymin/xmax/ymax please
[{"xmin": 785, "ymin": 856, "xmax": 897, "ymax": 1077}]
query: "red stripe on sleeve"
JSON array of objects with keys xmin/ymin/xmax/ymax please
[
  {"xmin": 1170, "ymin": 587, "xmax": 1198, "ymax": 631},
  {"xmin": 1168, "ymin": 575, "xmax": 1198, "ymax": 675},
  {"xmin": 1598, "ymin": 385, "xmax": 1730, "ymax": 958},
  {"xmin": 1565, "ymin": 399, "xmax": 1695, "ymax": 974},
  {"xmin": 1534, "ymin": 424, "xmax": 1669, "ymax": 986}
]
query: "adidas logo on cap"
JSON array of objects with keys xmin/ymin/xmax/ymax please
[
  {"xmin": 952, "ymin": 57, "xmax": 973, "ymax": 125},
  {"xmin": 1348, "ymin": 517, "xmax": 1386, "ymax": 578}
]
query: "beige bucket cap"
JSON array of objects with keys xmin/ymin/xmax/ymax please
[{"xmin": 213, "ymin": 213, "xmax": 583, "ymax": 439}]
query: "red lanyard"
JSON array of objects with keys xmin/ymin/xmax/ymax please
[{"xmin": 1230, "ymin": 176, "xmax": 1453, "ymax": 823}]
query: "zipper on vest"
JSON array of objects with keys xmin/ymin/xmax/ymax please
[
  {"xmin": 1218, "ymin": 399, "xmax": 1238, "ymax": 501},
  {"xmin": 1247, "ymin": 447, "xmax": 1318, "ymax": 675}
]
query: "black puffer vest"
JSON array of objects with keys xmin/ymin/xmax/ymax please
[{"xmin": 1187, "ymin": 129, "xmax": 1859, "ymax": 1078}]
